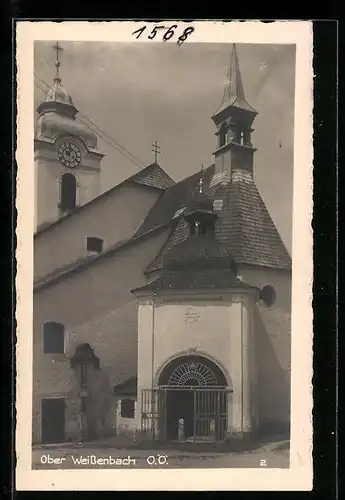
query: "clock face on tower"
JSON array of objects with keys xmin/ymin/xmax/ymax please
[{"xmin": 58, "ymin": 142, "xmax": 81, "ymax": 168}]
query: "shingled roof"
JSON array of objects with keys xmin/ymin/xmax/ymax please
[
  {"xmin": 136, "ymin": 166, "xmax": 215, "ymax": 237},
  {"xmin": 140, "ymin": 165, "xmax": 291, "ymax": 273},
  {"xmin": 210, "ymin": 169, "xmax": 292, "ymax": 269},
  {"xmin": 132, "ymin": 269, "xmax": 258, "ymax": 294},
  {"xmin": 130, "ymin": 162, "xmax": 175, "ymax": 190}
]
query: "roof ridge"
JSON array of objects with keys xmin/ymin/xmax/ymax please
[
  {"xmin": 34, "ymin": 221, "xmax": 172, "ymax": 291},
  {"xmin": 35, "ymin": 162, "xmax": 172, "ymax": 238},
  {"xmin": 165, "ymin": 163, "xmax": 214, "ymax": 190},
  {"xmin": 130, "ymin": 162, "xmax": 174, "ymax": 181},
  {"xmin": 134, "ymin": 164, "xmax": 215, "ymax": 238}
]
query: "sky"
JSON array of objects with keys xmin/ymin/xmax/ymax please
[{"xmin": 34, "ymin": 41, "xmax": 296, "ymax": 253}]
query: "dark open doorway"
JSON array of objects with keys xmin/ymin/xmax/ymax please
[
  {"xmin": 166, "ymin": 389, "xmax": 194, "ymax": 440},
  {"xmin": 140, "ymin": 355, "xmax": 231, "ymax": 442},
  {"xmin": 41, "ymin": 398, "xmax": 65, "ymax": 444}
]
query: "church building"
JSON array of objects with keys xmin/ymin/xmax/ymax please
[{"xmin": 33, "ymin": 43, "xmax": 291, "ymax": 445}]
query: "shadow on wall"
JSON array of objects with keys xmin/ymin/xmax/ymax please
[
  {"xmin": 255, "ymin": 306, "xmax": 291, "ymax": 436},
  {"xmin": 66, "ymin": 363, "xmax": 114, "ymax": 442},
  {"xmin": 70, "ymin": 300, "xmax": 139, "ymax": 390}
]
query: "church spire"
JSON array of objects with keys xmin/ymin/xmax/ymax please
[
  {"xmin": 215, "ymin": 43, "xmax": 257, "ymax": 116},
  {"xmin": 210, "ymin": 44, "xmax": 258, "ymax": 188}
]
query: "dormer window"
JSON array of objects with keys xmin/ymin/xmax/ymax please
[
  {"xmin": 189, "ymin": 217, "xmax": 215, "ymax": 238},
  {"xmin": 86, "ymin": 237, "xmax": 103, "ymax": 254},
  {"xmin": 213, "ymin": 199, "xmax": 223, "ymax": 211}
]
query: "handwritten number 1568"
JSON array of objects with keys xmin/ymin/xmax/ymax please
[{"xmin": 132, "ymin": 25, "xmax": 195, "ymax": 44}]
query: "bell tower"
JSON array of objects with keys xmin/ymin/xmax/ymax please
[
  {"xmin": 210, "ymin": 44, "xmax": 257, "ymax": 188},
  {"xmin": 34, "ymin": 42, "xmax": 104, "ymax": 231}
]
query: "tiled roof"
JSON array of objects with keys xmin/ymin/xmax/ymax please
[
  {"xmin": 163, "ymin": 234, "xmax": 236, "ymax": 272},
  {"xmin": 145, "ymin": 218, "xmax": 189, "ymax": 273},
  {"xmin": 135, "ymin": 166, "xmax": 215, "ymax": 237},
  {"xmin": 212, "ymin": 170, "xmax": 291, "ymax": 269},
  {"xmin": 140, "ymin": 165, "xmax": 291, "ymax": 272},
  {"xmin": 130, "ymin": 162, "xmax": 175, "ymax": 190},
  {"xmin": 132, "ymin": 269, "xmax": 258, "ymax": 293}
]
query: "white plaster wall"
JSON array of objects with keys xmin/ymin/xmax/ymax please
[
  {"xmin": 238, "ymin": 264, "xmax": 291, "ymax": 312},
  {"xmin": 34, "ymin": 182, "xmax": 161, "ymax": 280},
  {"xmin": 153, "ymin": 301, "xmax": 231, "ymax": 383},
  {"xmin": 35, "ymin": 135, "xmax": 102, "ymax": 231},
  {"xmin": 238, "ymin": 264, "xmax": 291, "ymax": 430},
  {"xmin": 136, "ymin": 294, "xmax": 258, "ymax": 435},
  {"xmin": 32, "ymin": 229, "xmax": 169, "ymax": 443}
]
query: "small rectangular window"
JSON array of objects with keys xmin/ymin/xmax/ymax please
[
  {"xmin": 43, "ymin": 322, "xmax": 65, "ymax": 354},
  {"xmin": 87, "ymin": 237, "xmax": 103, "ymax": 253},
  {"xmin": 120, "ymin": 399, "xmax": 135, "ymax": 419}
]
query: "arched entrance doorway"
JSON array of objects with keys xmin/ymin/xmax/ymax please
[{"xmin": 154, "ymin": 356, "xmax": 230, "ymax": 442}]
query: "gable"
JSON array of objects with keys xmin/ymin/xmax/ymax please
[{"xmin": 129, "ymin": 162, "xmax": 175, "ymax": 190}]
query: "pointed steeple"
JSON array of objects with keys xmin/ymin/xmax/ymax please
[
  {"xmin": 210, "ymin": 44, "xmax": 258, "ymax": 188},
  {"xmin": 215, "ymin": 43, "xmax": 257, "ymax": 116}
]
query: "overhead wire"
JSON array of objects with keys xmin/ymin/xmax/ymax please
[
  {"xmin": 34, "ymin": 74, "xmax": 146, "ymax": 170},
  {"xmin": 34, "ymin": 78, "xmax": 144, "ymax": 170}
]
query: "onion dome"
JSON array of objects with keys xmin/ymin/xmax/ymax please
[
  {"xmin": 35, "ymin": 112, "xmax": 98, "ymax": 149},
  {"xmin": 36, "ymin": 77, "xmax": 78, "ymax": 115},
  {"xmin": 43, "ymin": 78, "xmax": 74, "ymax": 105},
  {"xmin": 35, "ymin": 42, "xmax": 98, "ymax": 150}
]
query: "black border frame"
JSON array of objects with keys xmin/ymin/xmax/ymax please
[{"xmin": 0, "ymin": 9, "xmax": 338, "ymax": 499}]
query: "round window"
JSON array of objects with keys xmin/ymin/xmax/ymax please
[{"xmin": 260, "ymin": 285, "xmax": 277, "ymax": 307}]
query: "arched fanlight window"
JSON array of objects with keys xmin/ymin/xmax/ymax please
[
  {"xmin": 159, "ymin": 355, "xmax": 228, "ymax": 388},
  {"xmin": 168, "ymin": 360, "xmax": 218, "ymax": 387},
  {"xmin": 60, "ymin": 173, "xmax": 77, "ymax": 211},
  {"xmin": 43, "ymin": 322, "xmax": 65, "ymax": 354}
]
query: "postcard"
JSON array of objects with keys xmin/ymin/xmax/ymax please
[{"xmin": 15, "ymin": 20, "xmax": 313, "ymax": 491}]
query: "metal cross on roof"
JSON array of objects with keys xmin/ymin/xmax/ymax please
[
  {"xmin": 152, "ymin": 141, "xmax": 161, "ymax": 163},
  {"xmin": 52, "ymin": 41, "xmax": 63, "ymax": 81}
]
